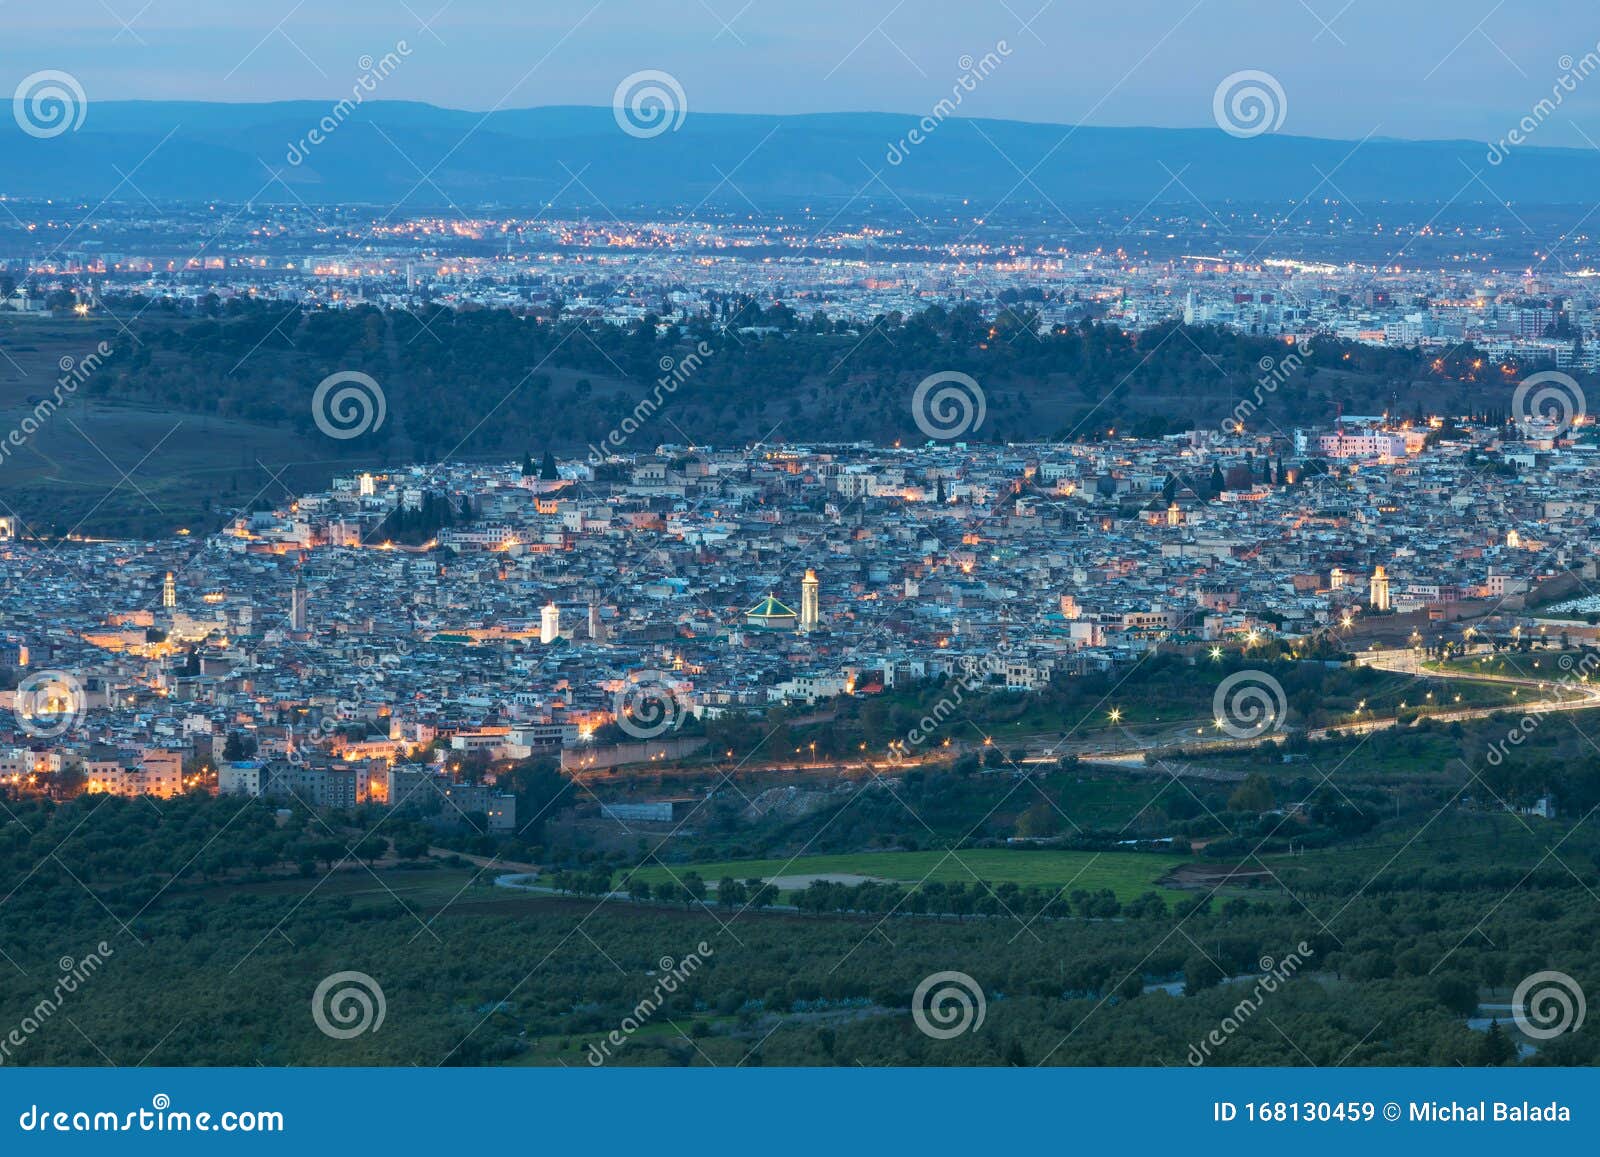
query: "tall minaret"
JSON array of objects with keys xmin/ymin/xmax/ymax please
[
  {"xmin": 162, "ymin": 571, "xmax": 176, "ymax": 610},
  {"xmin": 541, "ymin": 602, "xmax": 561, "ymax": 645},
  {"xmin": 587, "ymin": 593, "xmax": 605, "ymax": 642},
  {"xmin": 1369, "ymin": 564, "xmax": 1391, "ymax": 612},
  {"xmin": 290, "ymin": 576, "xmax": 309, "ymax": 632},
  {"xmin": 799, "ymin": 568, "xmax": 820, "ymax": 633}
]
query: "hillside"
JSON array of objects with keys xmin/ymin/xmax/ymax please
[{"xmin": 4, "ymin": 102, "xmax": 1599, "ymax": 207}]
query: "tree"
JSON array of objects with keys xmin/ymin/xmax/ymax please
[
  {"xmin": 682, "ymin": 872, "xmax": 707, "ymax": 908},
  {"xmin": 1433, "ymin": 974, "xmax": 1479, "ymax": 1016},
  {"xmin": 1184, "ymin": 953, "xmax": 1223, "ymax": 994},
  {"xmin": 1228, "ymin": 773, "xmax": 1276, "ymax": 813},
  {"xmin": 222, "ymin": 731, "xmax": 256, "ymax": 761},
  {"xmin": 1126, "ymin": 891, "xmax": 1167, "ymax": 920},
  {"xmin": 501, "ymin": 760, "xmax": 571, "ymax": 837},
  {"xmin": 1478, "ymin": 1020, "xmax": 1516, "ymax": 1066},
  {"xmin": 1015, "ymin": 799, "xmax": 1062, "ymax": 838}
]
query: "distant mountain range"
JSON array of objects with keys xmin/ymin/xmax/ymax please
[{"xmin": 4, "ymin": 101, "xmax": 1598, "ymax": 208}]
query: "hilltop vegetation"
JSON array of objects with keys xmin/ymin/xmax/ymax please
[
  {"xmin": 1, "ymin": 295, "xmax": 1568, "ymax": 536},
  {"xmin": 93, "ymin": 297, "xmax": 1530, "ymax": 454}
]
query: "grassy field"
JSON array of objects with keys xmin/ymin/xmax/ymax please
[
  {"xmin": 1259, "ymin": 812, "xmax": 1595, "ymax": 890},
  {"xmin": 1046, "ymin": 778, "xmax": 1170, "ymax": 828},
  {"xmin": 1425, "ymin": 652, "xmax": 1588, "ymax": 680},
  {"xmin": 631, "ymin": 848, "xmax": 1188, "ymax": 900}
]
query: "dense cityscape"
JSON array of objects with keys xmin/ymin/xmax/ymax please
[
  {"xmin": 3, "ymin": 11, "xmax": 1600, "ymax": 1141},
  {"xmin": 5, "ymin": 197, "xmax": 1600, "ymax": 372},
  {"xmin": 4, "ymin": 408, "xmax": 1600, "ymax": 811},
  {"xmin": 4, "ymin": 181, "xmax": 1600, "ymax": 1076}
]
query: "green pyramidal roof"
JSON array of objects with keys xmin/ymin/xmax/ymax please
[{"xmin": 746, "ymin": 595, "xmax": 797, "ymax": 619}]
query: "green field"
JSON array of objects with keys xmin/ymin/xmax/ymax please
[
  {"xmin": 631, "ymin": 848, "xmax": 1188, "ymax": 900},
  {"xmin": 1425, "ymin": 652, "xmax": 1588, "ymax": 681}
]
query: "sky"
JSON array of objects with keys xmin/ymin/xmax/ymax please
[{"xmin": 7, "ymin": 0, "xmax": 1600, "ymax": 144}]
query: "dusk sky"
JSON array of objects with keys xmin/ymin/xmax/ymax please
[{"xmin": 7, "ymin": 0, "xmax": 1600, "ymax": 143}]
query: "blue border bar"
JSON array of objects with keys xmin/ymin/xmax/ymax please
[{"xmin": 1, "ymin": 1068, "xmax": 1594, "ymax": 1152}]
